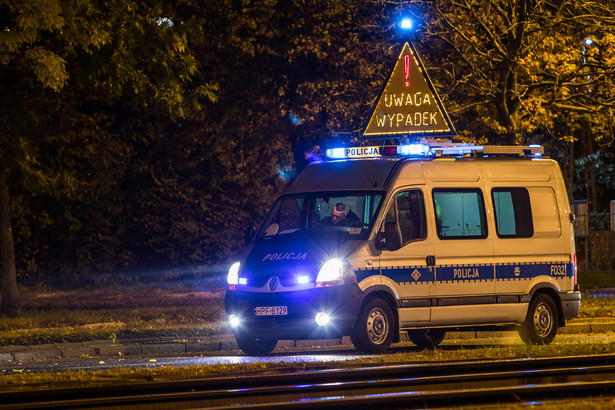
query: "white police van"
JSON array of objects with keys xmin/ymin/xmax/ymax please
[{"xmin": 225, "ymin": 142, "xmax": 581, "ymax": 355}]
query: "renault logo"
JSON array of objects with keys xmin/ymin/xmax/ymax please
[{"xmin": 269, "ymin": 277, "xmax": 279, "ymax": 291}]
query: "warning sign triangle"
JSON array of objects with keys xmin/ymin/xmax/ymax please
[{"xmin": 363, "ymin": 42, "xmax": 456, "ymax": 138}]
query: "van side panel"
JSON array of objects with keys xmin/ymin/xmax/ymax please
[
  {"xmin": 430, "ymin": 303, "xmax": 528, "ymax": 326},
  {"xmin": 384, "ymin": 158, "xmax": 578, "ymax": 329},
  {"xmin": 491, "ymin": 162, "xmax": 574, "ymax": 297},
  {"xmin": 423, "ymin": 163, "xmax": 496, "ymax": 324}
]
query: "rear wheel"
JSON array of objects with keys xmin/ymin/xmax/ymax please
[
  {"xmin": 407, "ymin": 329, "xmax": 446, "ymax": 349},
  {"xmin": 519, "ymin": 293, "xmax": 558, "ymax": 345},
  {"xmin": 235, "ymin": 331, "xmax": 278, "ymax": 356},
  {"xmin": 351, "ymin": 298, "xmax": 395, "ymax": 353}
]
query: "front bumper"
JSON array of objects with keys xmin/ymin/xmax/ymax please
[{"xmin": 225, "ymin": 284, "xmax": 364, "ymax": 340}]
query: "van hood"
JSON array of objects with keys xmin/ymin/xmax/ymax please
[{"xmin": 241, "ymin": 230, "xmax": 361, "ymax": 287}]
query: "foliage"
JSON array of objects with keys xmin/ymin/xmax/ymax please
[
  {"xmin": 578, "ymin": 296, "xmax": 615, "ymax": 318},
  {"xmin": 1, "ymin": 0, "xmax": 614, "ymax": 286},
  {"xmin": 403, "ymin": 0, "xmax": 615, "ymax": 146},
  {"xmin": 0, "ymin": 0, "xmax": 208, "ymax": 279}
]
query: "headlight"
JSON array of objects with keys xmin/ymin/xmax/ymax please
[
  {"xmin": 229, "ymin": 314, "xmax": 241, "ymax": 328},
  {"xmin": 227, "ymin": 262, "xmax": 240, "ymax": 289},
  {"xmin": 316, "ymin": 258, "xmax": 356, "ymax": 287}
]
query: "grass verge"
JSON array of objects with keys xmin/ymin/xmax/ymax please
[{"xmin": 2, "ymin": 281, "xmax": 614, "ymax": 345}]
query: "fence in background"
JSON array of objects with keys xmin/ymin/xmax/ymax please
[{"xmin": 571, "ymin": 200, "xmax": 615, "ymax": 272}]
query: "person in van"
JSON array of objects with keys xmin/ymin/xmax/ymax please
[
  {"xmin": 320, "ymin": 203, "xmax": 362, "ymax": 227},
  {"xmin": 320, "ymin": 203, "xmax": 351, "ymax": 226}
]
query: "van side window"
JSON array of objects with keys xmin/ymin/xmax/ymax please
[
  {"xmin": 398, "ymin": 190, "xmax": 427, "ymax": 243},
  {"xmin": 433, "ymin": 189, "xmax": 487, "ymax": 239},
  {"xmin": 527, "ymin": 187, "xmax": 562, "ymax": 237},
  {"xmin": 492, "ymin": 188, "xmax": 533, "ymax": 238},
  {"xmin": 385, "ymin": 190, "xmax": 427, "ymax": 244}
]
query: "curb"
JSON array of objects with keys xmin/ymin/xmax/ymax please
[{"xmin": 1, "ymin": 319, "xmax": 613, "ymax": 363}]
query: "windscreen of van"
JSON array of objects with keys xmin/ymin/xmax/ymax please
[{"xmin": 257, "ymin": 192, "xmax": 384, "ymax": 239}]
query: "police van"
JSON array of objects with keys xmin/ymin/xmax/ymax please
[{"xmin": 225, "ymin": 142, "xmax": 581, "ymax": 355}]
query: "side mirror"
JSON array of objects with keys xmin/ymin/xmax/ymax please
[
  {"xmin": 244, "ymin": 226, "xmax": 256, "ymax": 246},
  {"xmin": 383, "ymin": 221, "xmax": 402, "ymax": 252}
]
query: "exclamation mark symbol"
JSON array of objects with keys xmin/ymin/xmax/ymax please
[{"xmin": 404, "ymin": 54, "xmax": 410, "ymax": 87}]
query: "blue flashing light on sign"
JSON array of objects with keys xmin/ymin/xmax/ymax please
[
  {"xmin": 397, "ymin": 143, "xmax": 430, "ymax": 156},
  {"xmin": 326, "ymin": 148, "xmax": 346, "ymax": 159},
  {"xmin": 400, "ymin": 18, "xmax": 413, "ymax": 30}
]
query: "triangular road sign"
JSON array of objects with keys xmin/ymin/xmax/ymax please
[{"xmin": 363, "ymin": 42, "xmax": 456, "ymax": 138}]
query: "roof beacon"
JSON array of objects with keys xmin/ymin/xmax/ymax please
[{"xmin": 325, "ymin": 142, "xmax": 545, "ymax": 160}]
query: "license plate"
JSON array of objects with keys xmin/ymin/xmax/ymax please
[{"xmin": 254, "ymin": 306, "xmax": 288, "ymax": 316}]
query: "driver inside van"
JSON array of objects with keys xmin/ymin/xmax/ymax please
[{"xmin": 320, "ymin": 203, "xmax": 352, "ymax": 227}]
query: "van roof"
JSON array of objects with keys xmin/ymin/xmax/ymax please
[
  {"xmin": 285, "ymin": 154, "xmax": 557, "ymax": 195},
  {"xmin": 285, "ymin": 159, "xmax": 400, "ymax": 193}
]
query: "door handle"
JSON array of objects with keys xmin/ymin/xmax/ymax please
[{"xmin": 426, "ymin": 255, "xmax": 436, "ymax": 266}]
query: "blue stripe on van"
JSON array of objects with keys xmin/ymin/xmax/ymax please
[
  {"xmin": 380, "ymin": 266, "xmax": 435, "ymax": 285},
  {"xmin": 437, "ymin": 265, "xmax": 493, "ymax": 282},
  {"xmin": 371, "ymin": 261, "xmax": 573, "ymax": 285},
  {"xmin": 355, "ymin": 267, "xmax": 379, "ymax": 283},
  {"xmin": 496, "ymin": 262, "xmax": 572, "ymax": 281}
]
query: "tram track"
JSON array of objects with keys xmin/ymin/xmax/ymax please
[{"xmin": 2, "ymin": 354, "xmax": 615, "ymax": 409}]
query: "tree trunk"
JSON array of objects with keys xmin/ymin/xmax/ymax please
[
  {"xmin": 0, "ymin": 166, "xmax": 20, "ymax": 317},
  {"xmin": 495, "ymin": 68, "xmax": 519, "ymax": 145}
]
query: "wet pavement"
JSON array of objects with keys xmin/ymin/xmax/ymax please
[{"xmin": 0, "ymin": 317, "xmax": 614, "ymax": 374}]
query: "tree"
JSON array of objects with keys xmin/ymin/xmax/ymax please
[
  {"xmin": 0, "ymin": 0, "xmax": 76, "ymax": 316},
  {"xmin": 0, "ymin": 0, "xmax": 206, "ymax": 314},
  {"xmin": 117, "ymin": 0, "xmax": 397, "ymax": 267},
  {"xmin": 400, "ymin": 0, "xmax": 615, "ymax": 146}
]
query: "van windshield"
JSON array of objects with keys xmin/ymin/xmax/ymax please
[{"xmin": 257, "ymin": 192, "xmax": 384, "ymax": 240}]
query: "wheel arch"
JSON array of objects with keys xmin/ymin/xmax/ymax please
[
  {"xmin": 360, "ymin": 285, "xmax": 400, "ymax": 343},
  {"xmin": 526, "ymin": 284, "xmax": 565, "ymax": 327}
]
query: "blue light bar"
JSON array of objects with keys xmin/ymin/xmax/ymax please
[
  {"xmin": 397, "ymin": 143, "xmax": 430, "ymax": 156},
  {"xmin": 324, "ymin": 142, "xmax": 544, "ymax": 160},
  {"xmin": 326, "ymin": 148, "xmax": 346, "ymax": 159}
]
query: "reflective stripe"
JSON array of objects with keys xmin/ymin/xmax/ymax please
[{"xmin": 358, "ymin": 262, "xmax": 574, "ymax": 284}]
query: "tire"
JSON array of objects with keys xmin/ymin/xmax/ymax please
[
  {"xmin": 519, "ymin": 293, "xmax": 558, "ymax": 345},
  {"xmin": 407, "ymin": 329, "xmax": 446, "ymax": 349},
  {"xmin": 235, "ymin": 331, "xmax": 278, "ymax": 356},
  {"xmin": 351, "ymin": 298, "xmax": 395, "ymax": 353}
]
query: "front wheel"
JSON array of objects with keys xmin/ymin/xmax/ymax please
[
  {"xmin": 407, "ymin": 329, "xmax": 446, "ymax": 349},
  {"xmin": 235, "ymin": 331, "xmax": 278, "ymax": 356},
  {"xmin": 519, "ymin": 293, "xmax": 558, "ymax": 345},
  {"xmin": 351, "ymin": 298, "xmax": 395, "ymax": 353}
]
